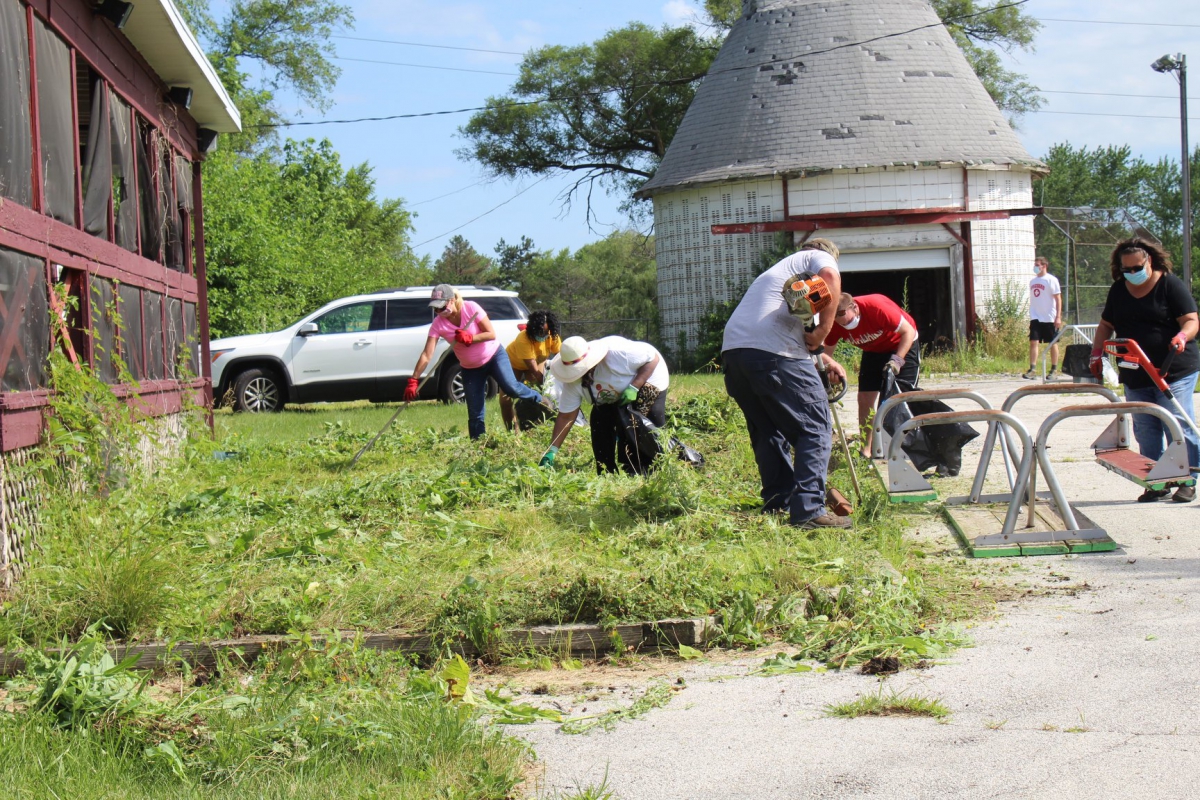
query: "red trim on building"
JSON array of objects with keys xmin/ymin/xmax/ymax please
[{"xmin": 710, "ymin": 207, "xmax": 1043, "ymax": 235}]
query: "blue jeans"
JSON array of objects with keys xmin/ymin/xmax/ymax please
[
  {"xmin": 1124, "ymin": 371, "xmax": 1200, "ymax": 476},
  {"xmin": 723, "ymin": 348, "xmax": 832, "ymax": 525},
  {"xmin": 462, "ymin": 348, "xmax": 543, "ymax": 439}
]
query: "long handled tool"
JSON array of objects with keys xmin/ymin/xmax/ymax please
[
  {"xmin": 349, "ymin": 308, "xmax": 482, "ymax": 468},
  {"xmin": 1104, "ymin": 338, "xmax": 1200, "ymax": 439},
  {"xmin": 814, "ymin": 353, "xmax": 862, "ymax": 506}
]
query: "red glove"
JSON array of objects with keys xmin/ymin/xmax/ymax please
[
  {"xmin": 404, "ymin": 377, "xmax": 420, "ymax": 402},
  {"xmin": 1171, "ymin": 332, "xmax": 1188, "ymax": 353},
  {"xmin": 454, "ymin": 329, "xmax": 474, "ymax": 345},
  {"xmin": 1088, "ymin": 352, "xmax": 1104, "ymax": 379}
]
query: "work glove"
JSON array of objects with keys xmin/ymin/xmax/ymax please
[
  {"xmin": 1171, "ymin": 332, "xmax": 1188, "ymax": 353},
  {"xmin": 1088, "ymin": 352, "xmax": 1104, "ymax": 379},
  {"xmin": 454, "ymin": 329, "xmax": 474, "ymax": 345},
  {"xmin": 885, "ymin": 354, "xmax": 905, "ymax": 376},
  {"xmin": 404, "ymin": 377, "xmax": 420, "ymax": 402},
  {"xmin": 539, "ymin": 445, "xmax": 559, "ymax": 467},
  {"xmin": 620, "ymin": 386, "xmax": 639, "ymax": 406}
]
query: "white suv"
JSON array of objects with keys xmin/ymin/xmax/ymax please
[{"xmin": 209, "ymin": 286, "xmax": 529, "ymax": 411}]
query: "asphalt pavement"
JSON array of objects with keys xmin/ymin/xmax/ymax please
[{"xmin": 517, "ymin": 376, "xmax": 1200, "ymax": 800}]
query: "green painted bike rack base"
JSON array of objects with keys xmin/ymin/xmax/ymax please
[
  {"xmin": 869, "ymin": 459, "xmax": 939, "ymax": 504},
  {"xmin": 940, "ymin": 500, "xmax": 1118, "ymax": 559}
]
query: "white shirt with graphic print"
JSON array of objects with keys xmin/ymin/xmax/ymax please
[
  {"xmin": 1029, "ymin": 273, "xmax": 1061, "ymax": 323},
  {"xmin": 557, "ymin": 336, "xmax": 669, "ymax": 414}
]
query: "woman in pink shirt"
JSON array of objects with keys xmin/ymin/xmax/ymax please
[{"xmin": 405, "ymin": 284, "xmax": 546, "ymax": 439}]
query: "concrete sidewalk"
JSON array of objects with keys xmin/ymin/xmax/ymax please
[{"xmin": 518, "ymin": 377, "xmax": 1200, "ymax": 800}]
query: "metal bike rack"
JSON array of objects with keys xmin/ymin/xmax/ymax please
[
  {"xmin": 872, "ymin": 388, "xmax": 994, "ymax": 503},
  {"xmin": 888, "ymin": 410, "xmax": 1036, "ymax": 547},
  {"xmin": 986, "ymin": 383, "xmax": 1129, "ymax": 491}
]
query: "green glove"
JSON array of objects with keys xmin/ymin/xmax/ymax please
[
  {"xmin": 539, "ymin": 445, "xmax": 559, "ymax": 467},
  {"xmin": 620, "ymin": 385, "xmax": 639, "ymax": 406}
]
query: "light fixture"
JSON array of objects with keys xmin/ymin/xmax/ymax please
[
  {"xmin": 197, "ymin": 128, "xmax": 219, "ymax": 154},
  {"xmin": 1151, "ymin": 55, "xmax": 1181, "ymax": 74},
  {"xmin": 95, "ymin": 0, "xmax": 133, "ymax": 29},
  {"xmin": 168, "ymin": 87, "xmax": 193, "ymax": 110},
  {"xmin": 1151, "ymin": 53, "xmax": 1191, "ymax": 289}
]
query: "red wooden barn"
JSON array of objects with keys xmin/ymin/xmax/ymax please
[{"xmin": 0, "ymin": 0, "xmax": 240, "ymax": 585}]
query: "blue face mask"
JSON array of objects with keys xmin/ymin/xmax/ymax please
[
  {"xmin": 1124, "ymin": 267, "xmax": 1151, "ymax": 286},
  {"xmin": 530, "ymin": 332, "xmax": 548, "ymax": 342}
]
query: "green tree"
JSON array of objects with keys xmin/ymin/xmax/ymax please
[
  {"xmin": 204, "ymin": 140, "xmax": 424, "ymax": 337},
  {"xmin": 458, "ymin": 23, "xmax": 719, "ymax": 216},
  {"xmin": 704, "ymin": 0, "xmax": 1042, "ymax": 115},
  {"xmin": 433, "ymin": 236, "xmax": 493, "ymax": 285},
  {"xmin": 493, "ymin": 236, "xmax": 538, "ymax": 292}
]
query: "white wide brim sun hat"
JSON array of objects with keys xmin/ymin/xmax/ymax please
[{"xmin": 548, "ymin": 336, "xmax": 609, "ymax": 383}]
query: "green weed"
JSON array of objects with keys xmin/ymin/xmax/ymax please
[{"xmin": 826, "ymin": 687, "xmax": 950, "ymax": 720}]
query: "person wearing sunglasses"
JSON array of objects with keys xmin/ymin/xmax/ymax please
[
  {"xmin": 405, "ymin": 284, "xmax": 547, "ymax": 439},
  {"xmin": 1091, "ymin": 239, "xmax": 1199, "ymax": 502},
  {"xmin": 540, "ymin": 334, "xmax": 669, "ymax": 473},
  {"xmin": 499, "ymin": 310, "xmax": 562, "ymax": 432}
]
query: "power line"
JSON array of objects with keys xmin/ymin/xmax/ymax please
[
  {"xmin": 332, "ymin": 56, "xmax": 517, "ymax": 76},
  {"xmin": 1041, "ymin": 89, "xmax": 1200, "ymax": 101},
  {"xmin": 409, "ymin": 180, "xmax": 489, "ymax": 207},
  {"xmin": 1035, "ymin": 17, "xmax": 1200, "ymax": 28},
  {"xmin": 412, "ymin": 177, "xmax": 551, "ymax": 248},
  {"xmin": 331, "ymin": 35, "xmax": 524, "ymax": 56},
  {"xmin": 1030, "ymin": 109, "xmax": 1200, "ymax": 122}
]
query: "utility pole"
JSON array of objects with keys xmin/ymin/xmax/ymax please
[{"xmin": 1153, "ymin": 54, "xmax": 1192, "ymax": 290}]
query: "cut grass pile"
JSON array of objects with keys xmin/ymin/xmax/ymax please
[{"xmin": 826, "ymin": 687, "xmax": 951, "ymax": 720}]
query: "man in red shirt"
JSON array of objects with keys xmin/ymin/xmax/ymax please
[{"xmin": 825, "ymin": 293, "xmax": 920, "ymax": 457}]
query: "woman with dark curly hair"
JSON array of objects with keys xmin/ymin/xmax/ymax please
[
  {"xmin": 499, "ymin": 310, "xmax": 562, "ymax": 431},
  {"xmin": 1091, "ymin": 238, "xmax": 1200, "ymax": 502}
]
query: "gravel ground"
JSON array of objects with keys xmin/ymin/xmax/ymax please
[{"xmin": 516, "ymin": 376, "xmax": 1200, "ymax": 800}]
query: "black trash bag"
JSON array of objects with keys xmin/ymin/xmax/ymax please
[
  {"xmin": 514, "ymin": 397, "xmax": 552, "ymax": 431},
  {"xmin": 615, "ymin": 406, "xmax": 705, "ymax": 475},
  {"xmin": 878, "ymin": 372, "xmax": 978, "ymax": 476}
]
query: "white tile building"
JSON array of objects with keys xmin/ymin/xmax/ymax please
[{"xmin": 637, "ymin": 0, "xmax": 1046, "ymax": 352}]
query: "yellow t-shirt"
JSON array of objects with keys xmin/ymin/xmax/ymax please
[{"xmin": 506, "ymin": 332, "xmax": 561, "ymax": 368}]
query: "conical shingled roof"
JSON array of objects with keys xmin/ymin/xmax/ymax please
[{"xmin": 637, "ymin": 0, "xmax": 1045, "ymax": 197}]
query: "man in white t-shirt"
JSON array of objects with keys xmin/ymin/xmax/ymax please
[
  {"xmin": 721, "ymin": 238, "xmax": 850, "ymax": 530},
  {"xmin": 1024, "ymin": 256, "xmax": 1063, "ymax": 380}
]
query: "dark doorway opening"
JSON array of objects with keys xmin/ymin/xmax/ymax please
[{"xmin": 839, "ymin": 267, "xmax": 953, "ymax": 349}]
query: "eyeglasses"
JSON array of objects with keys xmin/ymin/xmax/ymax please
[
  {"xmin": 1120, "ymin": 259, "xmax": 1150, "ymax": 274},
  {"xmin": 562, "ymin": 350, "xmax": 588, "ymax": 366}
]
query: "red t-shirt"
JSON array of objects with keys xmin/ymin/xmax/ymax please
[{"xmin": 825, "ymin": 294, "xmax": 915, "ymax": 354}]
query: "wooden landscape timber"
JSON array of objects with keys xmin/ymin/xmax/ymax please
[{"xmin": 0, "ymin": 617, "xmax": 716, "ymax": 677}]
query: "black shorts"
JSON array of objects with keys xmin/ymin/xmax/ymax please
[
  {"xmin": 1029, "ymin": 321, "xmax": 1057, "ymax": 343},
  {"xmin": 858, "ymin": 348, "xmax": 921, "ymax": 393}
]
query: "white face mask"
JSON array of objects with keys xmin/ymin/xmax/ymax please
[{"xmin": 842, "ymin": 314, "xmax": 861, "ymax": 330}]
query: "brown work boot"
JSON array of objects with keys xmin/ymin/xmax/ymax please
[
  {"xmin": 794, "ymin": 512, "xmax": 853, "ymax": 530},
  {"xmin": 1173, "ymin": 485, "xmax": 1196, "ymax": 503}
]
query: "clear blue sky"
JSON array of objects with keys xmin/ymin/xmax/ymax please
[{"xmin": 259, "ymin": 0, "xmax": 1198, "ymax": 263}]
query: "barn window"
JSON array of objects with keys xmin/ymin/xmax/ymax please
[
  {"xmin": 142, "ymin": 290, "xmax": 164, "ymax": 380},
  {"xmin": 117, "ymin": 284, "xmax": 143, "ymax": 379},
  {"xmin": 136, "ymin": 119, "xmax": 162, "ymax": 262},
  {"xmin": 0, "ymin": 246, "xmax": 49, "ymax": 392},
  {"xmin": 109, "ymin": 91, "xmax": 137, "ymax": 252},
  {"xmin": 0, "ymin": 0, "xmax": 33, "ymax": 207},
  {"xmin": 183, "ymin": 301, "xmax": 197, "ymax": 375},
  {"xmin": 34, "ymin": 18, "xmax": 75, "ymax": 226},
  {"xmin": 88, "ymin": 277, "xmax": 120, "ymax": 383},
  {"xmin": 165, "ymin": 296, "xmax": 183, "ymax": 378},
  {"xmin": 175, "ymin": 155, "xmax": 194, "ymax": 273},
  {"xmin": 78, "ymin": 63, "xmax": 111, "ymax": 239}
]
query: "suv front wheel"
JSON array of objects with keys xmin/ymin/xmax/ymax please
[{"xmin": 233, "ymin": 367, "xmax": 285, "ymax": 412}]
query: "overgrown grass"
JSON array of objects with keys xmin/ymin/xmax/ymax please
[
  {"xmin": 1, "ymin": 376, "xmax": 981, "ymax": 671},
  {"xmin": 922, "ymin": 281, "xmax": 1030, "ymax": 376},
  {"xmin": 826, "ymin": 687, "xmax": 951, "ymax": 720},
  {"xmin": 0, "ymin": 631, "xmax": 528, "ymax": 798}
]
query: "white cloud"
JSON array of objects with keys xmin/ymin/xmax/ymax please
[{"xmin": 662, "ymin": 0, "xmax": 706, "ymax": 30}]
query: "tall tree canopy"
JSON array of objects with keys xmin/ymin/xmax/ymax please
[{"xmin": 433, "ymin": 236, "xmax": 493, "ymax": 285}]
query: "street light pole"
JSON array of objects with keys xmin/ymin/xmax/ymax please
[
  {"xmin": 1181, "ymin": 55, "xmax": 1192, "ymax": 292},
  {"xmin": 1154, "ymin": 53, "xmax": 1192, "ymax": 290}
]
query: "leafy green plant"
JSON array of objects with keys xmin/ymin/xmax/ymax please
[{"xmin": 560, "ymin": 681, "xmax": 676, "ymax": 734}]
